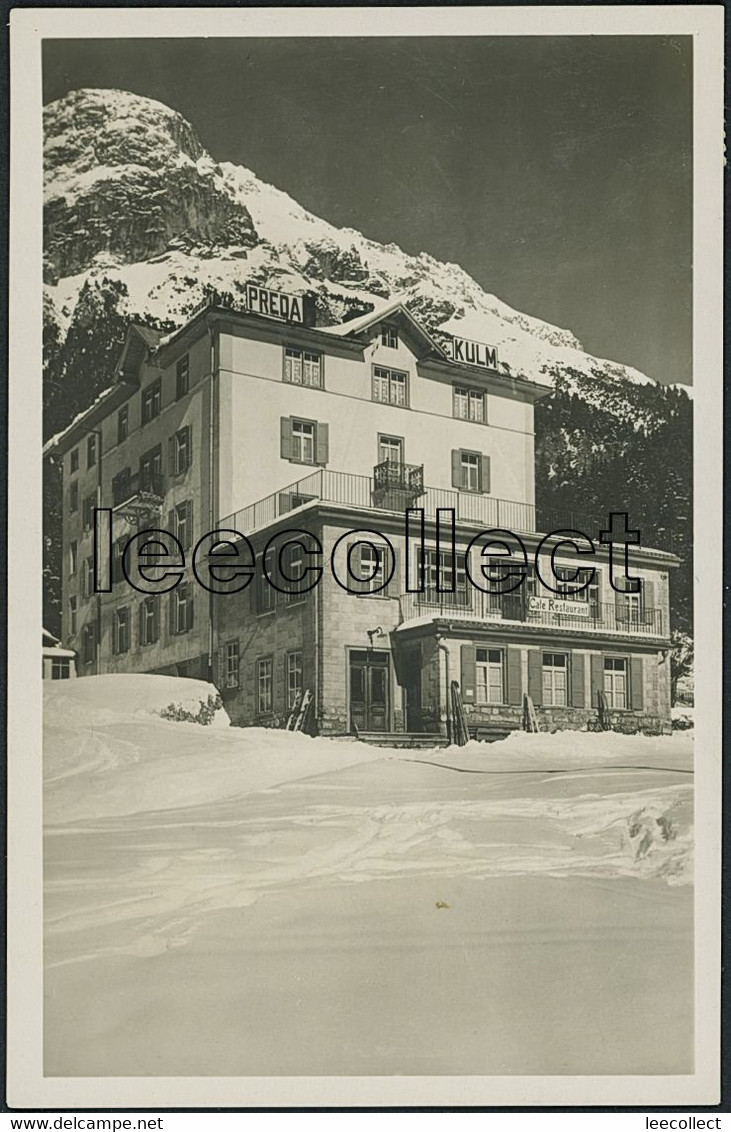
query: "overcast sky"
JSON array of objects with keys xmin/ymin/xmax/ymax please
[{"xmin": 43, "ymin": 36, "xmax": 692, "ymax": 386}]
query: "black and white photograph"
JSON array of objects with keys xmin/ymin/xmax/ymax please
[{"xmin": 7, "ymin": 4, "xmax": 723, "ymax": 1112}]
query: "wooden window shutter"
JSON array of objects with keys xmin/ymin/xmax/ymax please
[
  {"xmin": 315, "ymin": 421, "xmax": 329, "ymax": 466},
  {"xmin": 642, "ymin": 578, "xmax": 655, "ymax": 625},
  {"xmin": 186, "ymin": 587, "xmax": 194, "ymax": 630},
  {"xmin": 216, "ymin": 645, "xmax": 226, "ymax": 686},
  {"xmin": 167, "ymin": 509, "xmax": 174, "ymax": 534},
  {"xmin": 187, "ymin": 499, "xmax": 194, "ymax": 549},
  {"xmin": 614, "ymin": 585, "xmax": 629, "ymax": 620},
  {"xmin": 280, "ymin": 416, "xmax": 293, "ymax": 460},
  {"xmin": 590, "ymin": 654, "xmax": 604, "ymax": 708},
  {"xmin": 451, "ymin": 449, "xmax": 461, "ymax": 488},
  {"xmin": 186, "ymin": 425, "xmax": 192, "ymax": 470},
  {"xmin": 168, "ymin": 436, "xmax": 176, "ymax": 475},
  {"xmin": 481, "ymin": 455, "xmax": 491, "ymax": 494},
  {"xmin": 630, "ymin": 657, "xmax": 644, "ymax": 710},
  {"xmin": 169, "ymin": 593, "xmax": 176, "ymax": 636},
  {"xmin": 571, "ymin": 653, "xmax": 586, "ymax": 707},
  {"xmin": 527, "ymin": 649, "xmax": 542, "ymax": 706},
  {"xmin": 507, "ymin": 647, "xmax": 523, "ymax": 705},
  {"xmin": 138, "ymin": 602, "xmax": 145, "ymax": 645},
  {"xmin": 460, "ymin": 644, "xmax": 477, "ymax": 703}
]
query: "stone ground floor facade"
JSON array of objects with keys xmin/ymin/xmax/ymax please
[{"xmin": 212, "ymin": 509, "xmax": 674, "ymax": 738}]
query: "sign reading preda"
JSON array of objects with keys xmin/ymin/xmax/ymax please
[
  {"xmin": 245, "ymin": 284, "xmax": 316, "ymax": 326},
  {"xmin": 448, "ymin": 334, "xmax": 499, "ymax": 369}
]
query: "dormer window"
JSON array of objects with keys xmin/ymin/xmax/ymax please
[{"xmin": 381, "ymin": 326, "xmax": 398, "ymax": 349}]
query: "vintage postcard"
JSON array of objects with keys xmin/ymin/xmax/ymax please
[{"xmin": 7, "ymin": 5, "xmax": 723, "ymax": 1111}]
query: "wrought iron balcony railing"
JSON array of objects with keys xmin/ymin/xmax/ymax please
[
  {"xmin": 372, "ymin": 459, "xmax": 425, "ymax": 498},
  {"xmin": 112, "ymin": 470, "xmax": 165, "ymax": 507}
]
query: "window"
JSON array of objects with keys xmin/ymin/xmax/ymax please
[
  {"xmin": 257, "ymin": 657, "xmax": 273, "ymax": 715},
  {"xmin": 117, "ymin": 406, "xmax": 129, "ymax": 445},
  {"xmin": 69, "ymin": 595, "xmax": 77, "ymax": 636},
  {"xmin": 292, "ymin": 418, "xmax": 315, "ymax": 464},
  {"xmin": 82, "ymin": 624, "xmax": 96, "ymax": 665},
  {"xmin": 170, "ymin": 426, "xmax": 191, "ymax": 475},
  {"xmin": 113, "ymin": 607, "xmax": 130, "ymax": 654},
  {"xmin": 451, "ymin": 449, "xmax": 489, "ymax": 494},
  {"xmin": 69, "ymin": 482, "xmax": 79, "ymax": 513},
  {"xmin": 287, "ymin": 651, "xmax": 303, "ymax": 709},
  {"xmin": 284, "ymin": 347, "xmax": 323, "ymax": 388},
  {"xmin": 282, "ymin": 540, "xmax": 309, "ymax": 603},
  {"xmin": 542, "ymin": 653, "xmax": 568, "ymax": 707},
  {"xmin": 459, "ymin": 451, "xmax": 480, "ymax": 492},
  {"xmin": 176, "ymin": 355, "xmax": 190, "ymax": 400},
  {"xmin": 69, "ymin": 540, "xmax": 78, "ymax": 576},
  {"xmin": 257, "ymin": 548, "xmax": 276, "ymax": 613},
  {"xmin": 281, "ymin": 417, "xmax": 328, "ymax": 465},
  {"xmin": 51, "ymin": 657, "xmax": 72, "ymax": 680},
  {"xmin": 82, "ymin": 493, "xmax": 95, "ymax": 532},
  {"xmin": 87, "ymin": 434, "xmax": 97, "ymax": 468},
  {"xmin": 603, "ymin": 657, "xmax": 628, "ymax": 710},
  {"xmin": 112, "ymin": 537, "xmax": 126, "ymax": 584},
  {"xmin": 476, "ymin": 648, "xmax": 504, "ymax": 704},
  {"xmin": 172, "ymin": 500, "xmax": 193, "ymax": 550},
  {"xmin": 141, "ymin": 380, "xmax": 162, "ymax": 425},
  {"xmin": 170, "ymin": 583, "xmax": 194, "ymax": 635},
  {"xmin": 139, "ymin": 446, "xmax": 163, "ymax": 494},
  {"xmin": 617, "ymin": 584, "xmax": 644, "ymax": 626},
  {"xmin": 83, "ymin": 556, "xmax": 95, "ymax": 598},
  {"xmin": 377, "ymin": 434, "xmax": 404, "ymax": 466},
  {"xmin": 420, "ymin": 548, "xmax": 469, "ymax": 606},
  {"xmin": 372, "ymin": 366, "xmax": 407, "ymax": 406},
  {"xmin": 139, "ymin": 596, "xmax": 159, "ymax": 646},
  {"xmin": 351, "ymin": 541, "xmax": 390, "ymax": 596},
  {"xmin": 112, "ymin": 468, "xmax": 131, "ymax": 506},
  {"xmin": 70, "ymin": 448, "xmax": 79, "ymax": 474},
  {"xmin": 381, "ymin": 326, "xmax": 398, "ymax": 349},
  {"xmin": 453, "ymin": 386, "xmax": 485, "ymax": 423},
  {"xmin": 554, "ymin": 565, "xmax": 591, "ymax": 604},
  {"xmin": 225, "ymin": 640, "xmax": 240, "ymax": 689}
]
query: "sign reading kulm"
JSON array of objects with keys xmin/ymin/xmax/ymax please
[{"xmin": 448, "ymin": 335, "xmax": 499, "ymax": 369}]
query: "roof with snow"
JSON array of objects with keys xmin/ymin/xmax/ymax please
[{"xmin": 324, "ymin": 295, "xmax": 448, "ymax": 358}]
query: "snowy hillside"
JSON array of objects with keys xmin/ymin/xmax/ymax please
[{"xmin": 44, "ymin": 88, "xmax": 672, "ymax": 391}]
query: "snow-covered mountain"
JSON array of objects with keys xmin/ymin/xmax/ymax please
[{"xmin": 43, "ymin": 87, "xmax": 683, "ymax": 396}]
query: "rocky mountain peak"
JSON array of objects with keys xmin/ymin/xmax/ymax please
[{"xmin": 43, "ymin": 88, "xmax": 258, "ymax": 281}]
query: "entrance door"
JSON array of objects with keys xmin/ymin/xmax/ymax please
[{"xmin": 349, "ymin": 650, "xmax": 390, "ymax": 732}]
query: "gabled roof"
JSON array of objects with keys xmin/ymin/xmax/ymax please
[
  {"xmin": 325, "ymin": 295, "xmax": 447, "ymax": 358},
  {"xmin": 116, "ymin": 323, "xmax": 162, "ymax": 382}
]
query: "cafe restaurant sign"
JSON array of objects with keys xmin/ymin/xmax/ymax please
[
  {"xmin": 448, "ymin": 334, "xmax": 499, "ymax": 369},
  {"xmin": 528, "ymin": 596, "xmax": 590, "ymax": 617},
  {"xmin": 245, "ymin": 284, "xmax": 315, "ymax": 325}
]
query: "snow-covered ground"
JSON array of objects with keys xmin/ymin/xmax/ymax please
[{"xmin": 44, "ymin": 676, "xmax": 694, "ymax": 1077}]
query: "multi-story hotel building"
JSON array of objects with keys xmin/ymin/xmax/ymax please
[{"xmin": 45, "ymin": 290, "xmax": 677, "ymax": 738}]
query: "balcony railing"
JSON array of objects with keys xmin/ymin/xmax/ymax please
[
  {"xmin": 218, "ymin": 468, "xmax": 679, "ymax": 556},
  {"xmin": 398, "ymin": 590, "xmax": 665, "ymax": 638},
  {"xmin": 112, "ymin": 471, "xmax": 165, "ymax": 507},
  {"xmin": 373, "ymin": 460, "xmax": 425, "ymax": 497}
]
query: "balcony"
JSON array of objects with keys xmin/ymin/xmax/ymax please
[
  {"xmin": 219, "ymin": 468, "xmax": 680, "ymax": 557},
  {"xmin": 111, "ymin": 470, "xmax": 165, "ymax": 523},
  {"xmin": 372, "ymin": 459, "xmax": 425, "ymax": 510},
  {"xmin": 397, "ymin": 590, "xmax": 666, "ymax": 639}
]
